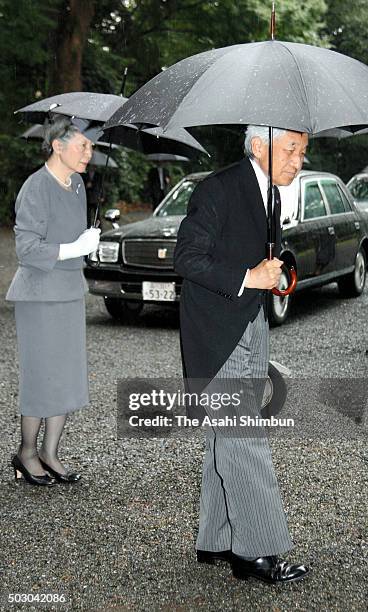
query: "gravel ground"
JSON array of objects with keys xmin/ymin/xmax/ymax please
[{"xmin": 0, "ymin": 226, "xmax": 367, "ymax": 612}]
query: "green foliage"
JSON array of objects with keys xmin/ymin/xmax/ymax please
[
  {"xmin": 106, "ymin": 147, "xmax": 151, "ymax": 204},
  {"xmin": 325, "ymin": 0, "xmax": 368, "ymax": 64},
  {"xmin": 0, "ymin": 0, "xmax": 60, "ymax": 130},
  {"xmin": 306, "ymin": 0, "xmax": 368, "ymax": 179}
]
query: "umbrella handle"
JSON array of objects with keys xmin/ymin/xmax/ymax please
[
  {"xmin": 267, "ymin": 242, "xmax": 297, "ymax": 296},
  {"xmin": 272, "ymin": 264, "xmax": 297, "ymax": 296}
]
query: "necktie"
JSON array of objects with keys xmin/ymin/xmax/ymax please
[{"xmin": 274, "ymin": 185, "xmax": 281, "ymax": 219}]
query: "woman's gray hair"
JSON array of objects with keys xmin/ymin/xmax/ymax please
[
  {"xmin": 42, "ymin": 115, "xmax": 80, "ymax": 157},
  {"xmin": 244, "ymin": 125, "xmax": 287, "ymax": 158}
]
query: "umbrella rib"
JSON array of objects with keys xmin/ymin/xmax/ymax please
[{"xmin": 277, "ymin": 42, "xmax": 312, "ymax": 131}]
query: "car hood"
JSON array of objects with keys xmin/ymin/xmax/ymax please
[{"xmin": 101, "ymin": 215, "xmax": 184, "ymax": 241}]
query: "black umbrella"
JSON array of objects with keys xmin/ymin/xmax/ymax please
[
  {"xmin": 15, "ymin": 92, "xmax": 208, "ymax": 159},
  {"xmin": 107, "ymin": 44, "xmax": 368, "ymax": 136},
  {"xmin": 107, "ymin": 7, "xmax": 368, "ymax": 296},
  {"xmin": 20, "ymin": 123, "xmax": 119, "ymax": 150},
  {"xmin": 147, "ymin": 154, "xmax": 189, "ymax": 163}
]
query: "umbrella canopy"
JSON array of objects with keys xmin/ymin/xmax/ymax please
[
  {"xmin": 89, "ymin": 149, "xmax": 118, "ymax": 168},
  {"xmin": 146, "ymin": 153, "xmax": 189, "ymax": 163},
  {"xmin": 15, "ymin": 92, "xmax": 124, "ymax": 124},
  {"xmin": 15, "ymin": 92, "xmax": 208, "ymax": 159},
  {"xmin": 313, "ymin": 126, "xmax": 368, "ymax": 139},
  {"xmin": 100, "ymin": 124, "xmax": 208, "ymax": 158},
  {"xmin": 20, "ymin": 123, "xmax": 120, "ymax": 149},
  {"xmin": 107, "ymin": 40, "xmax": 368, "ymax": 134},
  {"xmin": 312, "ymin": 127, "xmax": 355, "ymax": 139}
]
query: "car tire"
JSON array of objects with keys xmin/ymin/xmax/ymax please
[
  {"xmin": 104, "ymin": 298, "xmax": 143, "ymax": 321},
  {"xmin": 268, "ymin": 268, "xmax": 293, "ymax": 327},
  {"xmin": 260, "ymin": 362, "xmax": 289, "ymax": 419},
  {"xmin": 337, "ymin": 248, "xmax": 366, "ymax": 297}
]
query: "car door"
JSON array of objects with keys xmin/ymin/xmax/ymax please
[
  {"xmin": 297, "ymin": 178, "xmax": 336, "ymax": 278},
  {"xmin": 320, "ymin": 178, "xmax": 360, "ymax": 273}
]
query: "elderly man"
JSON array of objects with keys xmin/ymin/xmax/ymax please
[{"xmin": 174, "ymin": 126, "xmax": 309, "ymax": 584}]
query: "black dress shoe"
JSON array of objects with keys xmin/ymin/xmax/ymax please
[
  {"xmin": 11, "ymin": 455, "xmax": 56, "ymax": 487},
  {"xmin": 232, "ymin": 554, "xmax": 309, "ymax": 584},
  {"xmin": 39, "ymin": 458, "xmax": 82, "ymax": 483},
  {"xmin": 197, "ymin": 549, "xmax": 233, "ymax": 564}
]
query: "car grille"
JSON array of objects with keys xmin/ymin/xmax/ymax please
[{"xmin": 122, "ymin": 239, "xmax": 176, "ymax": 269}]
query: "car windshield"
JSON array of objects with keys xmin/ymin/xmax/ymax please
[
  {"xmin": 348, "ymin": 177, "xmax": 368, "ymax": 201},
  {"xmin": 156, "ymin": 180, "xmax": 197, "ymax": 216}
]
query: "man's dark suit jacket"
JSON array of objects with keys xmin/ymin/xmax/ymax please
[
  {"xmin": 148, "ymin": 166, "xmax": 170, "ymax": 209},
  {"xmin": 174, "ymin": 156, "xmax": 281, "ymax": 394}
]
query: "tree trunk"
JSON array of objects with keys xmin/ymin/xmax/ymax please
[{"xmin": 50, "ymin": 0, "xmax": 95, "ymax": 93}]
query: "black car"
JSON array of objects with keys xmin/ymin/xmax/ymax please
[
  {"xmin": 84, "ymin": 170, "xmax": 368, "ymax": 325},
  {"xmin": 346, "ymin": 173, "xmax": 368, "ymax": 213}
]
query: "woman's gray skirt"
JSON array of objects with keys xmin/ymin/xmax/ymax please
[{"xmin": 14, "ymin": 299, "xmax": 89, "ymax": 417}]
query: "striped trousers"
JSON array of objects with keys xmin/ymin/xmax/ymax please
[{"xmin": 196, "ymin": 306, "xmax": 294, "ymax": 557}]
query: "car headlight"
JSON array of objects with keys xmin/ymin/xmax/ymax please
[{"xmin": 95, "ymin": 241, "xmax": 120, "ymax": 263}]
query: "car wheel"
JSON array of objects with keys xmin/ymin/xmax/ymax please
[
  {"xmin": 268, "ymin": 268, "xmax": 292, "ymax": 327},
  {"xmin": 104, "ymin": 298, "xmax": 143, "ymax": 321},
  {"xmin": 261, "ymin": 362, "xmax": 289, "ymax": 418},
  {"xmin": 338, "ymin": 248, "xmax": 367, "ymax": 297}
]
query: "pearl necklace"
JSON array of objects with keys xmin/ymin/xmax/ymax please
[{"xmin": 45, "ymin": 163, "xmax": 72, "ymax": 189}]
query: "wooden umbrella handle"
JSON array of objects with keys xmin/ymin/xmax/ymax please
[
  {"xmin": 267, "ymin": 241, "xmax": 297, "ymax": 296},
  {"xmin": 272, "ymin": 264, "xmax": 297, "ymax": 296}
]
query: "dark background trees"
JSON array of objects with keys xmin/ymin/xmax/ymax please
[{"xmin": 0, "ymin": 0, "xmax": 367, "ymax": 224}]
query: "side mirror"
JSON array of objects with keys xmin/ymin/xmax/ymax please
[
  {"xmin": 282, "ymin": 216, "xmax": 291, "ymax": 225},
  {"xmin": 104, "ymin": 208, "xmax": 120, "ymax": 229},
  {"xmin": 104, "ymin": 208, "xmax": 120, "ymax": 222}
]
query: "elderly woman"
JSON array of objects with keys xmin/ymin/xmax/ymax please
[{"xmin": 6, "ymin": 115, "xmax": 101, "ymax": 486}]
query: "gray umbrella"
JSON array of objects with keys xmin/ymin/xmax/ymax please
[
  {"xmin": 313, "ymin": 126, "xmax": 368, "ymax": 139},
  {"xmin": 107, "ymin": 40, "xmax": 368, "ymax": 134},
  {"xmin": 15, "ymin": 92, "xmax": 208, "ymax": 158},
  {"xmin": 15, "ymin": 92, "xmax": 126, "ymax": 124},
  {"xmin": 146, "ymin": 154, "xmax": 189, "ymax": 163},
  {"xmin": 21, "ymin": 123, "xmax": 119, "ymax": 149},
  {"xmin": 312, "ymin": 128, "xmax": 356, "ymax": 139}
]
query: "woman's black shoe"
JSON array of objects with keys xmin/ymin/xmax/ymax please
[
  {"xmin": 11, "ymin": 455, "xmax": 56, "ymax": 487},
  {"xmin": 39, "ymin": 458, "xmax": 82, "ymax": 483}
]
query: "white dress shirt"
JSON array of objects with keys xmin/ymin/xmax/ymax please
[{"xmin": 237, "ymin": 158, "xmax": 272, "ymax": 296}]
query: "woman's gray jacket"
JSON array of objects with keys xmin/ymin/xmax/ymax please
[{"xmin": 6, "ymin": 166, "xmax": 89, "ymax": 302}]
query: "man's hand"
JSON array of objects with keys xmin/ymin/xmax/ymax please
[{"xmin": 245, "ymin": 258, "xmax": 283, "ymax": 290}]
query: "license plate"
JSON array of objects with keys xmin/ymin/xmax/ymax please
[{"xmin": 142, "ymin": 281, "xmax": 176, "ymax": 301}]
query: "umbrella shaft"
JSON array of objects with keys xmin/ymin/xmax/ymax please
[
  {"xmin": 267, "ymin": 126, "xmax": 274, "ymax": 246},
  {"xmin": 267, "ymin": 242, "xmax": 275, "ymax": 260}
]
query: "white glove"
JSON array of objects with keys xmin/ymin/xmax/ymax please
[{"xmin": 58, "ymin": 228, "xmax": 101, "ymax": 260}]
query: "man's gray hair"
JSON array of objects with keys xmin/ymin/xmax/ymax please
[
  {"xmin": 244, "ymin": 125, "xmax": 287, "ymax": 158},
  {"xmin": 42, "ymin": 115, "xmax": 80, "ymax": 157}
]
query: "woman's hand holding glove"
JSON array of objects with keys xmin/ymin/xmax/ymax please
[{"xmin": 58, "ymin": 228, "xmax": 101, "ymax": 260}]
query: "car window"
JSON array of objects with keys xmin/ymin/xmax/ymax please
[
  {"xmin": 337, "ymin": 185, "xmax": 353, "ymax": 212},
  {"xmin": 156, "ymin": 180, "xmax": 197, "ymax": 216},
  {"xmin": 321, "ymin": 180, "xmax": 347, "ymax": 214},
  {"xmin": 303, "ymin": 182, "xmax": 327, "ymax": 219},
  {"xmin": 348, "ymin": 177, "xmax": 368, "ymax": 201}
]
